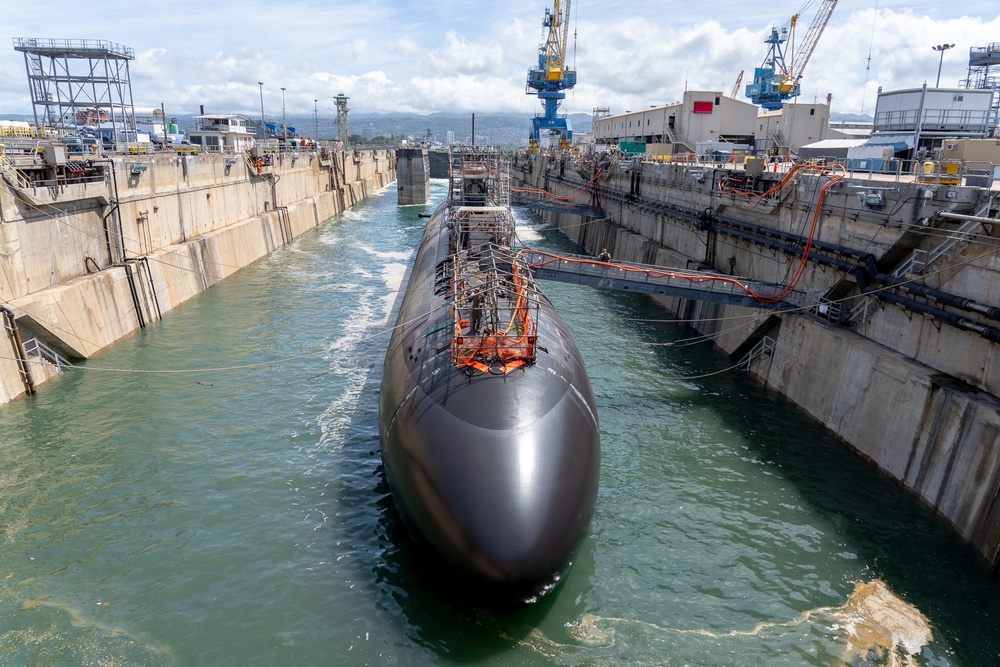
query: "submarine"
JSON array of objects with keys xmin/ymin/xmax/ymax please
[{"xmin": 378, "ymin": 147, "xmax": 600, "ymax": 600}]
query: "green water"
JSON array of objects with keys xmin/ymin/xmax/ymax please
[{"xmin": 1, "ymin": 181, "xmax": 998, "ymax": 666}]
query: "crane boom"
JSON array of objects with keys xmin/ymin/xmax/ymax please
[
  {"xmin": 789, "ymin": 0, "xmax": 837, "ymax": 82},
  {"xmin": 731, "ymin": 70, "xmax": 745, "ymax": 97}
]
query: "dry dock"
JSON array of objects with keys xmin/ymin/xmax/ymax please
[
  {"xmin": 513, "ymin": 152, "xmax": 1000, "ymax": 569},
  {"xmin": 0, "ymin": 148, "xmax": 395, "ymax": 402}
]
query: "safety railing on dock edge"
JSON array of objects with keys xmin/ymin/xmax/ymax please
[
  {"xmin": 594, "ymin": 150, "xmax": 998, "ymax": 189},
  {"xmin": 0, "ymin": 151, "xmax": 32, "ymax": 189},
  {"xmin": 754, "ymin": 156, "xmax": 996, "ymax": 188}
]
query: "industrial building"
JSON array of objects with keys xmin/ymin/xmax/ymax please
[
  {"xmin": 592, "ymin": 91, "xmax": 830, "ymax": 157},
  {"xmin": 592, "ymin": 91, "xmax": 758, "ymax": 155},
  {"xmin": 753, "ymin": 102, "xmax": 831, "ymax": 155},
  {"xmin": 593, "ymin": 81, "xmax": 996, "ymax": 163},
  {"xmin": 798, "ymin": 84, "xmax": 998, "ymax": 165},
  {"xmin": 870, "ymin": 85, "xmax": 994, "ymax": 156}
]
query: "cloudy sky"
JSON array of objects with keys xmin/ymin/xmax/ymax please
[{"xmin": 1, "ymin": 1, "xmax": 998, "ymax": 120}]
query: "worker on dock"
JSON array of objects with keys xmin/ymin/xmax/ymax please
[{"xmin": 598, "ymin": 248, "xmax": 611, "ymax": 262}]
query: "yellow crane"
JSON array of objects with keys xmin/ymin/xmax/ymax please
[
  {"xmin": 782, "ymin": 0, "xmax": 838, "ymax": 94},
  {"xmin": 544, "ymin": 0, "xmax": 571, "ymax": 82},
  {"xmin": 731, "ymin": 70, "xmax": 745, "ymax": 98}
]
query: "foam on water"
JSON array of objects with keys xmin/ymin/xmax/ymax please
[
  {"xmin": 515, "ymin": 226, "xmax": 544, "ymax": 243},
  {"xmin": 355, "ymin": 244, "xmax": 413, "ymax": 263},
  {"xmin": 513, "ymin": 580, "xmax": 932, "ymax": 665}
]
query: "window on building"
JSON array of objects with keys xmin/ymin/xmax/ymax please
[{"xmin": 810, "ymin": 108, "xmax": 815, "ymax": 116}]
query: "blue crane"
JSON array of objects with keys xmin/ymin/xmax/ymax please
[
  {"xmin": 526, "ymin": 0, "xmax": 577, "ymax": 150},
  {"xmin": 746, "ymin": 0, "xmax": 837, "ymax": 110}
]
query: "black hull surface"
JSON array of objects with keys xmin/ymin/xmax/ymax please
[{"xmin": 379, "ymin": 202, "xmax": 600, "ymax": 599}]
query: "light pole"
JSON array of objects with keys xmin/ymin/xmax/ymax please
[
  {"xmin": 313, "ymin": 99, "xmax": 318, "ymax": 142},
  {"xmin": 933, "ymin": 43, "xmax": 955, "ymax": 88},
  {"xmin": 257, "ymin": 81, "xmax": 265, "ymax": 138},
  {"xmin": 281, "ymin": 86, "xmax": 286, "ymax": 140}
]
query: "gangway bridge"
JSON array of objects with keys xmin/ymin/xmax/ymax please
[{"xmin": 520, "ymin": 249, "xmax": 804, "ymax": 312}]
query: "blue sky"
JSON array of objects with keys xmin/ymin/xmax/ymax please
[{"xmin": 2, "ymin": 1, "xmax": 998, "ymax": 119}]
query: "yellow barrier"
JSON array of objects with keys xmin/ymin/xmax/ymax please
[
  {"xmin": 917, "ymin": 160, "xmax": 962, "ymax": 185},
  {"xmin": 0, "ymin": 126, "xmax": 39, "ymax": 138}
]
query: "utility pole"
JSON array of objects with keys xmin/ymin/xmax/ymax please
[
  {"xmin": 160, "ymin": 102, "xmax": 168, "ymax": 148},
  {"xmin": 281, "ymin": 86, "xmax": 287, "ymax": 140},
  {"xmin": 314, "ymin": 99, "xmax": 318, "ymax": 141},
  {"xmin": 257, "ymin": 81, "xmax": 265, "ymax": 139},
  {"xmin": 933, "ymin": 43, "xmax": 955, "ymax": 87}
]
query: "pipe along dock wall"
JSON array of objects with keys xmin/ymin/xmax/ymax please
[
  {"xmin": 513, "ymin": 153, "xmax": 1000, "ymax": 569},
  {"xmin": 0, "ymin": 149, "xmax": 395, "ymax": 403}
]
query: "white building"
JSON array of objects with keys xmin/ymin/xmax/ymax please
[
  {"xmin": 188, "ymin": 114, "xmax": 256, "ymax": 152},
  {"xmin": 592, "ymin": 91, "xmax": 836, "ymax": 157},
  {"xmin": 871, "ymin": 85, "xmax": 994, "ymax": 155},
  {"xmin": 593, "ymin": 91, "xmax": 758, "ymax": 154},
  {"xmin": 753, "ymin": 102, "xmax": 832, "ymax": 155},
  {"xmin": 827, "ymin": 120, "xmax": 874, "ymax": 140}
]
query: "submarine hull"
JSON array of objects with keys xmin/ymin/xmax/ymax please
[{"xmin": 379, "ymin": 202, "xmax": 600, "ymax": 597}]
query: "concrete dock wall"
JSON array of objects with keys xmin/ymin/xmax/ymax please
[
  {"xmin": 514, "ymin": 153, "xmax": 1000, "ymax": 568},
  {"xmin": 0, "ymin": 149, "xmax": 395, "ymax": 404}
]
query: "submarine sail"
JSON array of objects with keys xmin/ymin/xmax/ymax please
[{"xmin": 378, "ymin": 147, "xmax": 600, "ymax": 599}]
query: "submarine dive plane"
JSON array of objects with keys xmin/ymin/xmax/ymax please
[{"xmin": 378, "ymin": 147, "xmax": 600, "ymax": 600}]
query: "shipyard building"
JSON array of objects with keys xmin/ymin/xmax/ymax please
[
  {"xmin": 593, "ymin": 84, "xmax": 999, "ymax": 168},
  {"xmin": 592, "ymin": 91, "xmax": 831, "ymax": 157}
]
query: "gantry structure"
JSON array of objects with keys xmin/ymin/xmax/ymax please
[{"xmin": 13, "ymin": 37, "xmax": 138, "ymax": 143}]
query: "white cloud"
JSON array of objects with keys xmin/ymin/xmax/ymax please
[{"xmin": 0, "ymin": 2, "xmax": 998, "ymax": 117}]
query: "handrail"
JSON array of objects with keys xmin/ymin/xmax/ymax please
[
  {"xmin": 740, "ymin": 335, "xmax": 775, "ymax": 371},
  {"xmin": 893, "ymin": 196, "xmax": 996, "ymax": 278},
  {"xmin": 0, "ymin": 151, "xmax": 32, "ymax": 189},
  {"xmin": 13, "ymin": 37, "xmax": 134, "ymax": 59},
  {"xmin": 22, "ymin": 337, "xmax": 70, "ymax": 371}
]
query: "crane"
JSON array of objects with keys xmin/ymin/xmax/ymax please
[
  {"xmin": 526, "ymin": 0, "xmax": 577, "ymax": 150},
  {"xmin": 745, "ymin": 0, "xmax": 837, "ymax": 110},
  {"xmin": 730, "ymin": 70, "xmax": 745, "ymax": 98}
]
